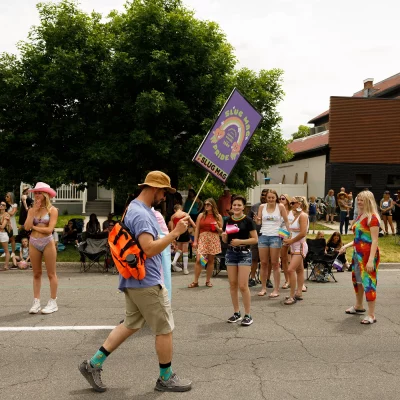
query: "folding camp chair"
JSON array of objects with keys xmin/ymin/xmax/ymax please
[
  {"xmin": 305, "ymin": 238, "xmax": 337, "ymax": 283},
  {"xmin": 78, "ymin": 236, "xmax": 108, "ymax": 273}
]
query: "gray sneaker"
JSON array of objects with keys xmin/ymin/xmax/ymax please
[
  {"xmin": 78, "ymin": 360, "xmax": 107, "ymax": 392},
  {"xmin": 155, "ymin": 373, "xmax": 192, "ymax": 392}
]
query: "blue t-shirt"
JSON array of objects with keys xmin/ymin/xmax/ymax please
[
  {"xmin": 309, "ymin": 202, "xmax": 317, "ymax": 215},
  {"xmin": 118, "ymin": 199, "xmax": 163, "ymax": 290}
]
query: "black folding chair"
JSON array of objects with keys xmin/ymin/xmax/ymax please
[
  {"xmin": 305, "ymin": 238, "xmax": 337, "ymax": 283},
  {"xmin": 78, "ymin": 236, "xmax": 108, "ymax": 273}
]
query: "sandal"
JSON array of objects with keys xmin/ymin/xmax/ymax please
[
  {"xmin": 302, "ymin": 285, "xmax": 307, "ymax": 292},
  {"xmin": 294, "ymin": 295, "xmax": 303, "ymax": 301},
  {"xmin": 205, "ymin": 281, "xmax": 213, "ymax": 287},
  {"xmin": 360, "ymin": 316, "xmax": 377, "ymax": 324},
  {"xmin": 188, "ymin": 282, "xmax": 199, "ymax": 288},
  {"xmin": 345, "ymin": 306, "xmax": 366, "ymax": 314},
  {"xmin": 284, "ymin": 297, "xmax": 297, "ymax": 305},
  {"xmin": 268, "ymin": 293, "xmax": 279, "ymax": 298},
  {"xmin": 282, "ymin": 282, "xmax": 290, "ymax": 289},
  {"xmin": 258, "ymin": 290, "xmax": 267, "ymax": 296}
]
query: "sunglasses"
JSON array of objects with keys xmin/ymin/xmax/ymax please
[
  {"xmin": 280, "ymin": 197, "xmax": 286, "ymax": 200},
  {"xmin": 0, "ymin": 203, "xmax": 6, "ymax": 206},
  {"xmin": 290, "ymin": 202, "xmax": 298, "ymax": 205},
  {"xmin": 204, "ymin": 203, "xmax": 212, "ymax": 206}
]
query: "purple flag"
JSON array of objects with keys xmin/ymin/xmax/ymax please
[{"xmin": 193, "ymin": 88, "xmax": 262, "ymax": 183}]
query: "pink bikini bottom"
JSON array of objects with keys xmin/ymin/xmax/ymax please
[{"xmin": 30, "ymin": 235, "xmax": 54, "ymax": 253}]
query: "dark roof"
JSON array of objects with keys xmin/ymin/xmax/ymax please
[
  {"xmin": 287, "ymin": 131, "xmax": 329, "ymax": 155},
  {"xmin": 308, "ymin": 72, "xmax": 400, "ymax": 124}
]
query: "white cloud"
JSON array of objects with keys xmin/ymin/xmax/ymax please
[{"xmin": 2, "ymin": 0, "xmax": 399, "ymax": 138}]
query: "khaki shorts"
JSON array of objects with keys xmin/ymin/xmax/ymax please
[{"xmin": 123, "ymin": 285, "xmax": 174, "ymax": 335}]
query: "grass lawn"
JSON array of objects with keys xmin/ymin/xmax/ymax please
[
  {"xmin": 309, "ymin": 222, "xmax": 333, "ymax": 231},
  {"xmin": 306, "ymin": 233, "xmax": 399, "ymax": 263}
]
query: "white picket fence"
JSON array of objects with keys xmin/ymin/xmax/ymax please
[{"xmin": 20, "ymin": 183, "xmax": 83, "ymax": 201}]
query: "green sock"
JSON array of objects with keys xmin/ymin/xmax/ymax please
[
  {"xmin": 160, "ymin": 362, "xmax": 173, "ymax": 381},
  {"xmin": 90, "ymin": 346, "xmax": 110, "ymax": 368}
]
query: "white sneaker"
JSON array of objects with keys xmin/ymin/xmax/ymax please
[
  {"xmin": 183, "ymin": 268, "xmax": 189, "ymax": 275},
  {"xmin": 0, "ymin": 253, "xmax": 5, "ymax": 257},
  {"xmin": 10, "ymin": 252, "xmax": 15, "ymax": 258},
  {"xmin": 172, "ymin": 265, "xmax": 182, "ymax": 272},
  {"xmin": 41, "ymin": 298, "xmax": 58, "ymax": 314},
  {"xmin": 29, "ymin": 299, "xmax": 41, "ymax": 314}
]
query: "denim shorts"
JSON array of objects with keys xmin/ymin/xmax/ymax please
[
  {"xmin": 225, "ymin": 249, "xmax": 252, "ymax": 266},
  {"xmin": 258, "ymin": 235, "xmax": 282, "ymax": 249}
]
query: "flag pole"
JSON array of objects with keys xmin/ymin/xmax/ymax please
[{"xmin": 188, "ymin": 173, "xmax": 210, "ymax": 215}]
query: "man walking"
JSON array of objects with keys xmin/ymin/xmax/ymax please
[{"xmin": 79, "ymin": 171, "xmax": 192, "ymax": 393}]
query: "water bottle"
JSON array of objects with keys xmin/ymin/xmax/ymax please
[{"xmin": 126, "ymin": 254, "xmax": 137, "ymax": 267}]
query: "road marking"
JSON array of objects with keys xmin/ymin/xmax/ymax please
[{"xmin": 0, "ymin": 326, "xmax": 116, "ymax": 332}]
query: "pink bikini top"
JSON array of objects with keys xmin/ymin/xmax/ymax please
[{"xmin": 33, "ymin": 213, "xmax": 50, "ymax": 226}]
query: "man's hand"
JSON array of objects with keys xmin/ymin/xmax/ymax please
[{"xmin": 173, "ymin": 216, "xmax": 189, "ymax": 236}]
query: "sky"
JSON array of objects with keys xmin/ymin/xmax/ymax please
[{"xmin": 1, "ymin": 0, "xmax": 400, "ymax": 138}]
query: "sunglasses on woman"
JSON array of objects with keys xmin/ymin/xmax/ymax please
[
  {"xmin": 280, "ymin": 197, "xmax": 286, "ymax": 200},
  {"xmin": 289, "ymin": 201, "xmax": 298, "ymax": 206},
  {"xmin": 204, "ymin": 203, "xmax": 212, "ymax": 206}
]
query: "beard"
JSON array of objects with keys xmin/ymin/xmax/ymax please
[{"xmin": 152, "ymin": 198, "xmax": 164, "ymax": 208}]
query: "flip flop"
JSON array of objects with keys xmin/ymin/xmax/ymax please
[
  {"xmin": 268, "ymin": 293, "xmax": 279, "ymax": 298},
  {"xmin": 294, "ymin": 295, "xmax": 303, "ymax": 301},
  {"xmin": 205, "ymin": 281, "xmax": 213, "ymax": 287},
  {"xmin": 360, "ymin": 316, "xmax": 377, "ymax": 324},
  {"xmin": 188, "ymin": 282, "xmax": 199, "ymax": 288},
  {"xmin": 302, "ymin": 285, "xmax": 307, "ymax": 292},
  {"xmin": 345, "ymin": 306, "xmax": 366, "ymax": 314},
  {"xmin": 282, "ymin": 282, "xmax": 290, "ymax": 289},
  {"xmin": 258, "ymin": 290, "xmax": 267, "ymax": 297}
]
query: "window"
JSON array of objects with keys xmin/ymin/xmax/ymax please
[
  {"xmin": 387, "ymin": 175, "xmax": 400, "ymax": 186},
  {"xmin": 356, "ymin": 174, "xmax": 371, "ymax": 187}
]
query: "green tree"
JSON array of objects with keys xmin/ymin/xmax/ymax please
[
  {"xmin": 0, "ymin": 0, "xmax": 289, "ymax": 199},
  {"xmin": 290, "ymin": 125, "xmax": 311, "ymax": 141}
]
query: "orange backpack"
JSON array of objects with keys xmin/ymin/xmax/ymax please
[{"xmin": 108, "ymin": 210, "xmax": 146, "ymax": 280}]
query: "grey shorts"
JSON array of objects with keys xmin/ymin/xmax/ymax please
[
  {"xmin": 309, "ymin": 215, "xmax": 317, "ymax": 222},
  {"xmin": 326, "ymin": 205, "xmax": 335, "ymax": 215},
  {"xmin": 124, "ymin": 285, "xmax": 174, "ymax": 335}
]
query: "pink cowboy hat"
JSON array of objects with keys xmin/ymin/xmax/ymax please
[{"xmin": 29, "ymin": 182, "xmax": 57, "ymax": 198}]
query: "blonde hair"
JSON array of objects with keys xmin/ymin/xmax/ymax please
[
  {"xmin": 173, "ymin": 204, "xmax": 182, "ymax": 211},
  {"xmin": 294, "ymin": 196, "xmax": 308, "ymax": 213},
  {"xmin": 357, "ymin": 190, "xmax": 381, "ymax": 225},
  {"xmin": 35, "ymin": 192, "xmax": 52, "ymax": 213},
  {"xmin": 280, "ymin": 194, "xmax": 291, "ymax": 211}
]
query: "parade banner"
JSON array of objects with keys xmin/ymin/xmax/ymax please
[{"xmin": 193, "ymin": 88, "xmax": 262, "ymax": 183}]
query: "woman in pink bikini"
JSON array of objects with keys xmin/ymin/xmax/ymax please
[{"xmin": 24, "ymin": 182, "xmax": 59, "ymax": 314}]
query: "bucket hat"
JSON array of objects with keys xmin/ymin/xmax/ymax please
[
  {"xmin": 138, "ymin": 171, "xmax": 176, "ymax": 193},
  {"xmin": 29, "ymin": 182, "xmax": 57, "ymax": 198}
]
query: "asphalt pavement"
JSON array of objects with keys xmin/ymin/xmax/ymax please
[{"xmin": 1, "ymin": 266, "xmax": 400, "ymax": 400}]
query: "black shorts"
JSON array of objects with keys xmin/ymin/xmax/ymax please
[{"xmin": 176, "ymin": 230, "xmax": 190, "ymax": 243}]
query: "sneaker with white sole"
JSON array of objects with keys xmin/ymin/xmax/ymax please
[
  {"xmin": 172, "ymin": 264, "xmax": 182, "ymax": 272},
  {"xmin": 227, "ymin": 312, "xmax": 242, "ymax": 323},
  {"xmin": 241, "ymin": 315, "xmax": 253, "ymax": 326},
  {"xmin": 29, "ymin": 298, "xmax": 41, "ymax": 314},
  {"xmin": 183, "ymin": 268, "xmax": 189, "ymax": 275},
  {"xmin": 41, "ymin": 298, "xmax": 58, "ymax": 314},
  {"xmin": 78, "ymin": 360, "xmax": 107, "ymax": 392},
  {"xmin": 1, "ymin": 252, "xmax": 6, "ymax": 257},
  {"xmin": 10, "ymin": 252, "xmax": 15, "ymax": 258},
  {"xmin": 155, "ymin": 373, "xmax": 192, "ymax": 392}
]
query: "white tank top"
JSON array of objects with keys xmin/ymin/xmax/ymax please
[
  {"xmin": 260, "ymin": 204, "xmax": 281, "ymax": 236},
  {"xmin": 289, "ymin": 212, "xmax": 308, "ymax": 241},
  {"xmin": 282, "ymin": 210, "xmax": 294, "ymax": 227}
]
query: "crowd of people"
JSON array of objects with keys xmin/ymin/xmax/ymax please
[{"xmin": 0, "ymin": 173, "xmax": 396, "ymax": 394}]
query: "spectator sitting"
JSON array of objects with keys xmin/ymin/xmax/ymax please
[
  {"xmin": 315, "ymin": 231, "xmax": 325, "ymax": 240},
  {"xmin": 102, "ymin": 213, "xmax": 114, "ymax": 231},
  {"xmin": 326, "ymin": 231, "xmax": 349, "ymax": 271},
  {"xmin": 86, "ymin": 213, "xmax": 101, "ymax": 235},
  {"xmin": 105, "ymin": 220, "xmax": 115, "ymax": 234},
  {"xmin": 62, "ymin": 220, "xmax": 77, "ymax": 244},
  {"xmin": 12, "ymin": 237, "xmax": 30, "ymax": 269}
]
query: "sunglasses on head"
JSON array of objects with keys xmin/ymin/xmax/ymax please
[{"xmin": 0, "ymin": 203, "xmax": 6, "ymax": 206}]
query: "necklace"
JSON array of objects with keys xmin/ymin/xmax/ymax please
[{"xmin": 232, "ymin": 214, "xmax": 245, "ymax": 221}]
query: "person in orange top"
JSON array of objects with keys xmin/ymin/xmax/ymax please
[
  {"xmin": 217, "ymin": 187, "xmax": 232, "ymax": 220},
  {"xmin": 188, "ymin": 198, "xmax": 223, "ymax": 288}
]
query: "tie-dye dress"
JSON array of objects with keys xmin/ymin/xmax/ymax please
[{"xmin": 351, "ymin": 214, "xmax": 380, "ymax": 302}]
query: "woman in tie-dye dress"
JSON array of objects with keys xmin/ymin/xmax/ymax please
[{"xmin": 339, "ymin": 190, "xmax": 380, "ymax": 324}]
